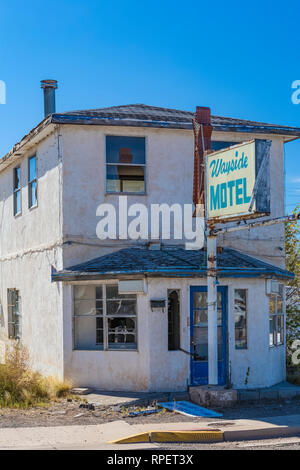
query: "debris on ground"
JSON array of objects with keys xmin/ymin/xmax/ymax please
[{"xmin": 157, "ymin": 401, "xmax": 223, "ymax": 418}]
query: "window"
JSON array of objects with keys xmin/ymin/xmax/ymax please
[
  {"xmin": 234, "ymin": 289, "xmax": 247, "ymax": 350},
  {"xmin": 7, "ymin": 289, "xmax": 21, "ymax": 339},
  {"xmin": 106, "ymin": 136, "xmax": 145, "ymax": 193},
  {"xmin": 211, "ymin": 141, "xmax": 237, "ymax": 151},
  {"xmin": 13, "ymin": 167, "xmax": 21, "ymax": 216},
  {"xmin": 168, "ymin": 290, "xmax": 180, "ymax": 350},
  {"xmin": 73, "ymin": 284, "xmax": 137, "ymax": 350},
  {"xmin": 28, "ymin": 156, "xmax": 37, "ymax": 208},
  {"xmin": 269, "ymin": 284, "xmax": 285, "ymax": 347}
]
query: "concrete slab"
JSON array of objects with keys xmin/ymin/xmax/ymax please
[
  {"xmin": 0, "ymin": 415, "xmax": 300, "ymax": 449},
  {"xmin": 84, "ymin": 390, "xmax": 189, "ymax": 407},
  {"xmin": 237, "ymin": 382, "xmax": 300, "ymax": 403}
]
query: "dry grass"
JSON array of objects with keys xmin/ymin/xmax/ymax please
[{"xmin": 0, "ymin": 345, "xmax": 72, "ymax": 408}]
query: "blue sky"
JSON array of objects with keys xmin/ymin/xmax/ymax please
[{"xmin": 0, "ymin": 0, "xmax": 299, "ymax": 212}]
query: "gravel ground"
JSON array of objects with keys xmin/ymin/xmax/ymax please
[{"xmin": 0, "ymin": 397, "xmax": 299, "ymax": 428}]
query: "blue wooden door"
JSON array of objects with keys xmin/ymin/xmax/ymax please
[{"xmin": 190, "ymin": 286, "xmax": 227, "ymax": 386}]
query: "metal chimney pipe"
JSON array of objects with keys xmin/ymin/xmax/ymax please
[{"xmin": 40, "ymin": 79, "xmax": 58, "ymax": 117}]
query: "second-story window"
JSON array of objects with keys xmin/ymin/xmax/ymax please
[
  {"xmin": 106, "ymin": 136, "xmax": 146, "ymax": 193},
  {"xmin": 28, "ymin": 156, "xmax": 37, "ymax": 208},
  {"xmin": 13, "ymin": 166, "xmax": 21, "ymax": 216}
]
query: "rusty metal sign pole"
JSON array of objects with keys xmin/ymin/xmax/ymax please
[
  {"xmin": 193, "ymin": 106, "xmax": 218, "ymax": 386},
  {"xmin": 207, "ymin": 229, "xmax": 218, "ymax": 385}
]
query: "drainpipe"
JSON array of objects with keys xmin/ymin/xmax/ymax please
[{"xmin": 41, "ymin": 79, "xmax": 58, "ymax": 117}]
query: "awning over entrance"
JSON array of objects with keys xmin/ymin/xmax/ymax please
[{"xmin": 52, "ymin": 246, "xmax": 293, "ymax": 282}]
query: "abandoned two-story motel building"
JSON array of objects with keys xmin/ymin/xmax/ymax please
[{"xmin": 0, "ymin": 98, "xmax": 299, "ymax": 393}]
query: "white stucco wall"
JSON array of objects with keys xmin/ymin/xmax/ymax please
[
  {"xmin": 59, "ymin": 125, "xmax": 286, "ymax": 269},
  {"xmin": 62, "ymin": 276, "xmax": 286, "ymax": 391},
  {"xmin": 0, "ymin": 129, "xmax": 65, "ymax": 377},
  {"xmin": 0, "ymin": 121, "xmax": 288, "ymax": 390}
]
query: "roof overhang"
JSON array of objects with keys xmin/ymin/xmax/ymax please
[{"xmin": 1, "ymin": 111, "xmax": 300, "ymax": 172}]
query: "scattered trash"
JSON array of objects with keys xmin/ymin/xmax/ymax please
[
  {"xmin": 111, "ymin": 405, "xmax": 122, "ymax": 413},
  {"xmin": 79, "ymin": 403, "xmax": 95, "ymax": 411},
  {"xmin": 74, "ymin": 413, "xmax": 84, "ymax": 418},
  {"xmin": 51, "ymin": 410, "xmax": 67, "ymax": 415},
  {"xmin": 157, "ymin": 401, "xmax": 223, "ymax": 418},
  {"xmin": 128, "ymin": 409, "xmax": 159, "ymax": 417}
]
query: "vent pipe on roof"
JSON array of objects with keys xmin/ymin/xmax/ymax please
[{"xmin": 41, "ymin": 79, "xmax": 58, "ymax": 117}]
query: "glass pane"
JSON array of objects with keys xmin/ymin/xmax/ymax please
[
  {"xmin": 106, "ymin": 164, "xmax": 145, "ymax": 193},
  {"xmin": 106, "ymin": 285, "xmax": 135, "ymax": 299},
  {"xmin": 106, "ymin": 136, "xmax": 145, "ymax": 165},
  {"xmin": 218, "ymin": 326, "xmax": 223, "ymax": 360},
  {"xmin": 193, "ymin": 326, "xmax": 208, "ymax": 361},
  {"xmin": 107, "ymin": 299, "xmax": 136, "ymax": 316},
  {"xmin": 107, "ymin": 317, "xmax": 137, "ymax": 349},
  {"xmin": 74, "ymin": 285, "xmax": 102, "ymax": 300},
  {"xmin": 277, "ymin": 299, "xmax": 283, "ymax": 314},
  {"xmin": 269, "ymin": 296, "xmax": 276, "ymax": 314},
  {"xmin": 193, "ymin": 292, "xmax": 207, "ymax": 309},
  {"xmin": 29, "ymin": 181, "xmax": 37, "ymax": 207},
  {"xmin": 14, "ymin": 167, "xmax": 20, "ymax": 190},
  {"xmin": 96, "ymin": 317, "xmax": 103, "ymax": 344},
  {"xmin": 14, "ymin": 191, "xmax": 21, "ymax": 215},
  {"xmin": 234, "ymin": 289, "xmax": 247, "ymax": 349},
  {"xmin": 278, "ymin": 283, "xmax": 284, "ymax": 300},
  {"xmin": 269, "ymin": 317, "xmax": 274, "ymax": 346},
  {"xmin": 194, "ymin": 309, "xmax": 222, "ymax": 326},
  {"xmin": 194, "ymin": 309, "xmax": 207, "ymax": 326},
  {"xmin": 217, "ymin": 291, "xmax": 222, "ymax": 309},
  {"xmin": 74, "ymin": 285, "xmax": 103, "ymax": 315},
  {"xmin": 74, "ymin": 316, "xmax": 103, "ymax": 350},
  {"xmin": 211, "ymin": 141, "xmax": 237, "ymax": 151},
  {"xmin": 235, "ymin": 328, "xmax": 247, "ymax": 349},
  {"xmin": 29, "ymin": 156, "xmax": 36, "ymax": 181},
  {"xmin": 74, "ymin": 300, "xmax": 103, "ymax": 316}
]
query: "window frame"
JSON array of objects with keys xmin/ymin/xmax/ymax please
[
  {"xmin": 269, "ymin": 284, "xmax": 285, "ymax": 348},
  {"xmin": 7, "ymin": 289, "xmax": 21, "ymax": 340},
  {"xmin": 73, "ymin": 283, "xmax": 138, "ymax": 351},
  {"xmin": 13, "ymin": 166, "xmax": 21, "ymax": 217},
  {"xmin": 234, "ymin": 288, "xmax": 248, "ymax": 350},
  {"xmin": 105, "ymin": 135, "xmax": 147, "ymax": 195},
  {"xmin": 28, "ymin": 155, "xmax": 38, "ymax": 209}
]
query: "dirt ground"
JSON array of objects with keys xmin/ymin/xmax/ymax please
[{"xmin": 0, "ymin": 397, "xmax": 299, "ymax": 428}]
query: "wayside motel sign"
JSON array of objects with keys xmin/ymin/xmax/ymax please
[{"xmin": 206, "ymin": 139, "xmax": 271, "ymax": 222}]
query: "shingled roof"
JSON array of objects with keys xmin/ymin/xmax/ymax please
[
  {"xmin": 50, "ymin": 103, "xmax": 300, "ymax": 137},
  {"xmin": 52, "ymin": 246, "xmax": 293, "ymax": 281},
  {"xmin": 2, "ymin": 103, "xmax": 300, "ymax": 173}
]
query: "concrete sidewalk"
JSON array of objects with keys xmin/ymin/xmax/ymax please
[{"xmin": 0, "ymin": 414, "xmax": 300, "ymax": 449}]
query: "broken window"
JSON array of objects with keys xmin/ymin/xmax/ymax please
[
  {"xmin": 13, "ymin": 167, "xmax": 21, "ymax": 216},
  {"xmin": 28, "ymin": 155, "xmax": 37, "ymax": 208},
  {"xmin": 7, "ymin": 289, "xmax": 21, "ymax": 339},
  {"xmin": 234, "ymin": 289, "xmax": 247, "ymax": 350},
  {"xmin": 168, "ymin": 290, "xmax": 180, "ymax": 350},
  {"xmin": 73, "ymin": 284, "xmax": 137, "ymax": 350},
  {"xmin": 106, "ymin": 136, "xmax": 145, "ymax": 193},
  {"xmin": 269, "ymin": 284, "xmax": 285, "ymax": 347}
]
